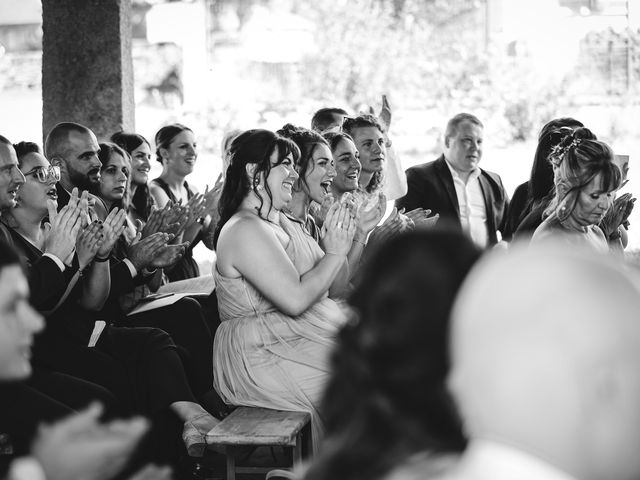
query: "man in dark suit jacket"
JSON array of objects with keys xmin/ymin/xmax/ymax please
[{"xmin": 396, "ymin": 113, "xmax": 509, "ymax": 247}]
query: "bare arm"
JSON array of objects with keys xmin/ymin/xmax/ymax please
[
  {"xmin": 217, "ymin": 204, "xmax": 355, "ymax": 316},
  {"xmin": 149, "ymin": 183, "xmax": 171, "ymax": 209},
  {"xmin": 78, "ymin": 209, "xmax": 125, "ymax": 310}
]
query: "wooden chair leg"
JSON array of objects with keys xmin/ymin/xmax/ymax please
[
  {"xmin": 226, "ymin": 447, "xmax": 236, "ymax": 480},
  {"xmin": 293, "ymin": 434, "xmax": 302, "ymax": 466},
  {"xmin": 301, "ymin": 422, "xmax": 313, "ymax": 458}
]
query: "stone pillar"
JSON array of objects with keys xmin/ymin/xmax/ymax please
[{"xmin": 41, "ymin": 0, "xmax": 134, "ymax": 140}]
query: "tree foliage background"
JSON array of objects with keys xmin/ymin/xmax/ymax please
[{"xmin": 290, "ymin": 0, "xmax": 566, "ymax": 143}]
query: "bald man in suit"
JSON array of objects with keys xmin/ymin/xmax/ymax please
[{"xmin": 441, "ymin": 243, "xmax": 640, "ymax": 480}]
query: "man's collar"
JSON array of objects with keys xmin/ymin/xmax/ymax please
[{"xmin": 444, "ymin": 158, "xmax": 480, "ymax": 183}]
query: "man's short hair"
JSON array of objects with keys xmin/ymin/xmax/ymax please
[
  {"xmin": 342, "ymin": 113, "xmax": 384, "ymax": 137},
  {"xmin": 311, "ymin": 107, "xmax": 349, "ymax": 132},
  {"xmin": 445, "ymin": 113, "xmax": 483, "ymax": 139},
  {"xmin": 45, "ymin": 122, "xmax": 92, "ymax": 159}
]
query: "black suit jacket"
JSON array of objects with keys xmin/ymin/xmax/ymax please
[
  {"xmin": 0, "ymin": 221, "xmax": 74, "ymax": 312},
  {"xmin": 396, "ymin": 155, "xmax": 509, "ymax": 246}
]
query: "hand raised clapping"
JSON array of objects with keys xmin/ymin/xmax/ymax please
[
  {"xmin": 404, "ymin": 207, "xmax": 439, "ymax": 230},
  {"xmin": 127, "ymin": 232, "xmax": 187, "ymax": 271},
  {"xmin": 31, "ymin": 403, "xmax": 149, "ymax": 480},
  {"xmin": 43, "ymin": 188, "xmax": 85, "ymax": 264},
  {"xmin": 76, "ymin": 220, "xmax": 105, "ymax": 269},
  {"xmin": 95, "ymin": 207, "xmax": 127, "ymax": 260},
  {"xmin": 357, "ymin": 192, "xmax": 387, "ymax": 235},
  {"xmin": 321, "ymin": 202, "xmax": 356, "ymax": 256}
]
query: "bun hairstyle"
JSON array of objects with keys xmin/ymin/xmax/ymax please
[
  {"xmin": 214, "ymin": 129, "xmax": 300, "ymax": 247},
  {"xmin": 154, "ymin": 123, "xmax": 192, "ymax": 163},
  {"xmin": 545, "ymin": 127, "xmax": 621, "ymax": 222},
  {"xmin": 276, "ymin": 124, "xmax": 329, "ymax": 193}
]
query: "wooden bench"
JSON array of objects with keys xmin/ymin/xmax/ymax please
[{"xmin": 206, "ymin": 407, "xmax": 311, "ymax": 480}]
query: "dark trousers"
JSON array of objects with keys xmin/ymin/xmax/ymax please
[
  {"xmin": 34, "ymin": 325, "xmax": 197, "ymax": 416},
  {"xmin": 125, "ymin": 297, "xmax": 213, "ymax": 398}
]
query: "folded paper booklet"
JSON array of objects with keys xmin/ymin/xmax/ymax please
[
  {"xmin": 127, "ymin": 292, "xmax": 195, "ymax": 316},
  {"xmin": 156, "ymin": 275, "xmax": 215, "ymax": 295}
]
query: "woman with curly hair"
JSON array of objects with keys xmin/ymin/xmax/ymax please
[
  {"xmin": 302, "ymin": 230, "xmax": 480, "ymax": 480},
  {"xmin": 277, "ymin": 124, "xmax": 385, "ymax": 285},
  {"xmin": 531, "ymin": 127, "xmax": 622, "ymax": 251}
]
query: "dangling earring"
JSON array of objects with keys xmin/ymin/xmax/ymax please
[
  {"xmin": 253, "ymin": 179, "xmax": 263, "ymax": 191},
  {"xmin": 557, "ymin": 191, "xmax": 577, "ymax": 223}
]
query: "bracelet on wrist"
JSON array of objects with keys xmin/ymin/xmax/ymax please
[{"xmin": 94, "ymin": 254, "xmax": 110, "ymax": 263}]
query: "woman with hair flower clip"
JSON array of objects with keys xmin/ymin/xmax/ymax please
[{"xmin": 531, "ymin": 127, "xmax": 623, "ymax": 252}]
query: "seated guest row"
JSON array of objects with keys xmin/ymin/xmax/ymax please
[{"xmin": 0, "ymin": 102, "xmax": 635, "ymax": 480}]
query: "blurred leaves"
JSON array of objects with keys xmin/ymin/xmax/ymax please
[{"xmin": 293, "ymin": 0, "xmax": 565, "ymax": 142}]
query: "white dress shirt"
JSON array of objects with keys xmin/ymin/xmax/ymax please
[
  {"xmin": 440, "ymin": 440, "xmax": 578, "ymax": 480},
  {"xmin": 445, "ymin": 160, "xmax": 488, "ymax": 248}
]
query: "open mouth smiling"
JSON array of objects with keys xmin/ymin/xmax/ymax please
[
  {"xmin": 46, "ymin": 186, "xmax": 58, "ymax": 199},
  {"xmin": 320, "ymin": 180, "xmax": 332, "ymax": 194}
]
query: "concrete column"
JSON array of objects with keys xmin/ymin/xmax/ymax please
[{"xmin": 42, "ymin": 0, "xmax": 134, "ymax": 140}]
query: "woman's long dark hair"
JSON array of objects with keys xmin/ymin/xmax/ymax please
[
  {"xmin": 527, "ymin": 118, "xmax": 584, "ymax": 210},
  {"xmin": 304, "ymin": 230, "xmax": 481, "ymax": 480},
  {"xmin": 213, "ymin": 129, "xmax": 300, "ymax": 247},
  {"xmin": 111, "ymin": 131, "xmax": 154, "ymax": 221},
  {"xmin": 96, "ymin": 142, "xmax": 131, "ymax": 211}
]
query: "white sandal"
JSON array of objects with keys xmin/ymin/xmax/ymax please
[{"xmin": 266, "ymin": 468, "xmax": 299, "ymax": 480}]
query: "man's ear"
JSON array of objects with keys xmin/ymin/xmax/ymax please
[
  {"xmin": 443, "ymin": 135, "xmax": 451, "ymax": 148},
  {"xmin": 49, "ymin": 156, "xmax": 63, "ymax": 168}
]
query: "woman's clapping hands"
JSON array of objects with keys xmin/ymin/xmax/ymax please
[{"xmin": 321, "ymin": 202, "xmax": 356, "ymax": 256}]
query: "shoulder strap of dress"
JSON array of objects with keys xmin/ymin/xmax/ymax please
[
  {"xmin": 151, "ymin": 178, "xmax": 176, "ymax": 202},
  {"xmin": 184, "ymin": 181, "xmax": 195, "ymax": 199}
]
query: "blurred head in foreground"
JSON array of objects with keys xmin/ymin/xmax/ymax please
[
  {"xmin": 448, "ymin": 242, "xmax": 640, "ymax": 480},
  {"xmin": 0, "ymin": 240, "xmax": 43, "ymax": 380},
  {"xmin": 304, "ymin": 230, "xmax": 481, "ymax": 480}
]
